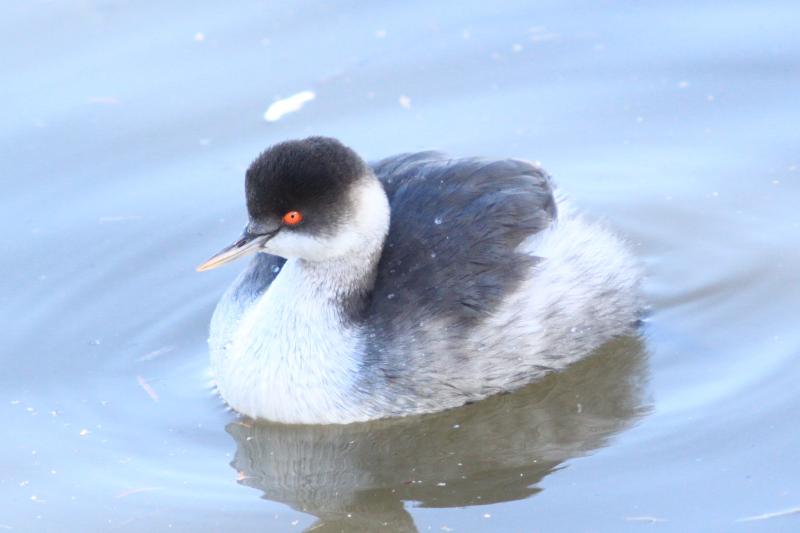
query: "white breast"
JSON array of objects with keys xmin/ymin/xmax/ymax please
[{"xmin": 209, "ymin": 258, "xmax": 367, "ymax": 424}]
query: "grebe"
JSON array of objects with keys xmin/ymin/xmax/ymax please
[{"xmin": 198, "ymin": 136, "xmax": 640, "ymax": 424}]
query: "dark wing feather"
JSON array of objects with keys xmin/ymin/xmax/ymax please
[
  {"xmin": 368, "ymin": 152, "xmax": 556, "ymax": 335},
  {"xmin": 232, "ymin": 253, "xmax": 286, "ymax": 305}
]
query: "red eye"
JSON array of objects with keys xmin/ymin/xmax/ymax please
[{"xmin": 282, "ymin": 210, "xmax": 303, "ymax": 226}]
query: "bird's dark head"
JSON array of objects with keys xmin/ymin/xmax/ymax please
[
  {"xmin": 198, "ymin": 137, "xmax": 389, "ymax": 270},
  {"xmin": 245, "ymin": 136, "xmax": 366, "ymax": 231}
]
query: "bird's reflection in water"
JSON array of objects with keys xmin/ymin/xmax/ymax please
[{"xmin": 227, "ymin": 337, "xmax": 649, "ymax": 532}]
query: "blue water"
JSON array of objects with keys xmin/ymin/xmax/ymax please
[{"xmin": 2, "ymin": 1, "xmax": 799, "ymax": 531}]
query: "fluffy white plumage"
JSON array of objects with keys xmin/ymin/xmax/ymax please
[
  {"xmin": 209, "ymin": 195, "xmax": 640, "ymax": 424},
  {"xmin": 202, "ymin": 138, "xmax": 641, "ymax": 424}
]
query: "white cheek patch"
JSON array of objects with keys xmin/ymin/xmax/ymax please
[
  {"xmin": 262, "ymin": 177, "xmax": 390, "ymax": 262},
  {"xmin": 263, "ymin": 224, "xmax": 368, "ymax": 262},
  {"xmin": 263, "ymin": 230, "xmax": 334, "ymax": 261}
]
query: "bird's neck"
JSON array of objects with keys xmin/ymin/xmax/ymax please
[
  {"xmin": 294, "ymin": 248, "xmax": 382, "ymax": 317},
  {"xmin": 222, "ymin": 250, "xmax": 383, "ymax": 424},
  {"xmin": 291, "ymin": 175, "xmax": 390, "ymax": 312}
]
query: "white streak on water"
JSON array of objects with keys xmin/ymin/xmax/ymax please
[
  {"xmin": 738, "ymin": 507, "xmax": 800, "ymax": 522},
  {"xmin": 263, "ymin": 90, "xmax": 315, "ymax": 122},
  {"xmin": 624, "ymin": 516, "xmax": 667, "ymax": 523}
]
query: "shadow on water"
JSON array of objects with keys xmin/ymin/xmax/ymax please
[{"xmin": 226, "ymin": 337, "xmax": 649, "ymax": 532}]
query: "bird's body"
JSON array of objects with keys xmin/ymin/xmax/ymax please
[{"xmin": 201, "ymin": 138, "xmax": 641, "ymax": 424}]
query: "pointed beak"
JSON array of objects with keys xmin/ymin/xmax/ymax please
[{"xmin": 196, "ymin": 228, "xmax": 278, "ymax": 272}]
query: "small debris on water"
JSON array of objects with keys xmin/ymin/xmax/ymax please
[
  {"xmin": 136, "ymin": 376, "xmax": 160, "ymax": 402},
  {"xmin": 137, "ymin": 346, "xmax": 175, "ymax": 362},
  {"xmin": 264, "ymin": 91, "xmax": 315, "ymax": 122},
  {"xmin": 399, "ymin": 95, "xmax": 412, "ymax": 109},
  {"xmin": 79, "ymin": 429, "xmax": 90, "ymax": 436},
  {"xmin": 738, "ymin": 507, "xmax": 800, "ymax": 522},
  {"xmin": 624, "ymin": 516, "xmax": 667, "ymax": 523},
  {"xmin": 115, "ymin": 487, "xmax": 164, "ymax": 499}
]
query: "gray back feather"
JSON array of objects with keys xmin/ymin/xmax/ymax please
[{"xmin": 367, "ymin": 152, "xmax": 557, "ymax": 335}]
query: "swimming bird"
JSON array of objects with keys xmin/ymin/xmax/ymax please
[{"xmin": 198, "ymin": 136, "xmax": 641, "ymax": 424}]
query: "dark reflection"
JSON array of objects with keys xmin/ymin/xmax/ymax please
[{"xmin": 227, "ymin": 337, "xmax": 649, "ymax": 532}]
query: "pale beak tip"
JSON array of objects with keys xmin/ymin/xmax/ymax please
[
  {"xmin": 196, "ymin": 231, "xmax": 269, "ymax": 273},
  {"xmin": 195, "ymin": 260, "xmax": 216, "ymax": 272}
]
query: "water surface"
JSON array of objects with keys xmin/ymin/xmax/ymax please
[{"xmin": 2, "ymin": 1, "xmax": 799, "ymax": 531}]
